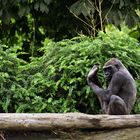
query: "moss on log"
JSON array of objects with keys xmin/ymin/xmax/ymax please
[{"xmin": 1, "ymin": 127, "xmax": 140, "ymax": 140}]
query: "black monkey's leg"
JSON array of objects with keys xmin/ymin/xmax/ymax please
[{"xmin": 107, "ymin": 95, "xmax": 128, "ymax": 115}]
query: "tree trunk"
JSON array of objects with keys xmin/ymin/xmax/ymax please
[{"xmin": 0, "ymin": 113, "xmax": 140, "ymax": 130}]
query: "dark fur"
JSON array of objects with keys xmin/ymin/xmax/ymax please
[{"xmin": 87, "ymin": 58, "xmax": 136, "ymax": 115}]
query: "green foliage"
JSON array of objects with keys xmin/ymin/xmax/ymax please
[
  {"xmin": 0, "ymin": 0, "xmax": 52, "ymax": 22},
  {"xmin": 70, "ymin": 0, "xmax": 140, "ymax": 28},
  {"xmin": 0, "ymin": 26, "xmax": 140, "ymax": 113},
  {"xmin": 0, "ymin": 0, "xmax": 139, "ymax": 59},
  {"xmin": 0, "ymin": 44, "xmax": 26, "ymax": 112}
]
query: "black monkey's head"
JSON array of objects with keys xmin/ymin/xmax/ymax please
[{"xmin": 103, "ymin": 58, "xmax": 124, "ymax": 81}]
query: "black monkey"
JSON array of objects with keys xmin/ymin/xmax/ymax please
[{"xmin": 87, "ymin": 58, "xmax": 136, "ymax": 115}]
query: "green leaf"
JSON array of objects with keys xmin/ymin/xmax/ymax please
[
  {"xmin": 40, "ymin": 2, "xmax": 49, "ymax": 13},
  {"xmin": 44, "ymin": 0, "xmax": 52, "ymax": 5},
  {"xmin": 70, "ymin": 0, "xmax": 95, "ymax": 16}
]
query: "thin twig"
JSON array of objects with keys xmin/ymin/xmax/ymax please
[
  {"xmin": 94, "ymin": 0, "xmax": 116, "ymax": 28},
  {"xmin": 69, "ymin": 8, "xmax": 93, "ymax": 29},
  {"xmin": 0, "ymin": 134, "xmax": 6, "ymax": 140}
]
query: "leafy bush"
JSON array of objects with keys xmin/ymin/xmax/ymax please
[
  {"xmin": 33, "ymin": 26, "xmax": 140, "ymax": 114},
  {"xmin": 0, "ymin": 26, "xmax": 140, "ymax": 113},
  {"xmin": 0, "ymin": 44, "xmax": 27, "ymax": 112}
]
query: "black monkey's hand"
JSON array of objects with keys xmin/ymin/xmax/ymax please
[{"xmin": 87, "ymin": 64, "xmax": 99, "ymax": 82}]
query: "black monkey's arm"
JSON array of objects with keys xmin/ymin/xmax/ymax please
[
  {"xmin": 88, "ymin": 81, "xmax": 108, "ymax": 101},
  {"xmin": 107, "ymin": 72, "xmax": 123, "ymax": 97},
  {"xmin": 87, "ymin": 67, "xmax": 123, "ymax": 101},
  {"xmin": 91, "ymin": 72, "xmax": 123, "ymax": 101},
  {"xmin": 87, "ymin": 65, "xmax": 107, "ymax": 100},
  {"xmin": 87, "ymin": 64, "xmax": 102, "ymax": 87}
]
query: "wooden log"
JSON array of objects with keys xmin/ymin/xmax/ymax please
[{"xmin": 0, "ymin": 113, "xmax": 140, "ymax": 130}]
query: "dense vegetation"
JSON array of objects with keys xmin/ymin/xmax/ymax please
[
  {"xmin": 1, "ymin": 26, "xmax": 140, "ymax": 113},
  {"xmin": 0, "ymin": 0, "xmax": 139, "ymax": 113}
]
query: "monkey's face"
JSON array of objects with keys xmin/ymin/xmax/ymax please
[{"xmin": 103, "ymin": 65, "xmax": 118, "ymax": 81}]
